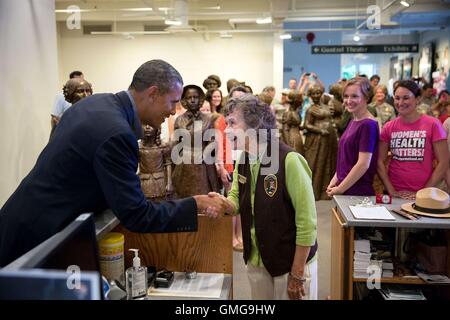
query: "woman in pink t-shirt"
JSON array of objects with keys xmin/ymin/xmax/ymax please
[{"xmin": 378, "ymin": 80, "xmax": 449, "ymax": 197}]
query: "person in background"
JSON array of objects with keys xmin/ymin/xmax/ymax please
[
  {"xmin": 223, "ymin": 78, "xmax": 242, "ymax": 107},
  {"xmin": 288, "ymin": 78, "xmax": 297, "ymax": 91},
  {"xmin": 229, "ymin": 85, "xmax": 247, "ymax": 99},
  {"xmin": 442, "ymin": 101, "xmax": 450, "ymax": 191},
  {"xmin": 433, "ymin": 90, "xmax": 450, "ymax": 123},
  {"xmin": 369, "ymin": 84, "xmax": 396, "ymax": 129},
  {"xmin": 225, "ymin": 94, "xmax": 318, "ymax": 300},
  {"xmin": 327, "ymin": 77, "xmax": 379, "ymax": 197},
  {"xmin": 377, "ymin": 80, "xmax": 449, "ymax": 198},
  {"xmin": 200, "ymin": 100, "xmax": 211, "ymax": 114},
  {"xmin": 298, "ymin": 72, "xmax": 325, "ymax": 95},
  {"xmin": 50, "ymin": 70, "xmax": 84, "ymax": 134},
  {"xmin": 370, "ymin": 75, "xmax": 380, "ymax": 88},
  {"xmin": 163, "ymin": 101, "xmax": 186, "ymax": 144},
  {"xmin": 420, "ymin": 84, "xmax": 436, "ymax": 109},
  {"xmin": 205, "ymin": 88, "xmax": 232, "ymax": 192},
  {"xmin": 261, "ymin": 86, "xmax": 276, "ymax": 102}
]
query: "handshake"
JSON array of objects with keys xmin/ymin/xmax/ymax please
[{"xmin": 193, "ymin": 192, "xmax": 236, "ymax": 219}]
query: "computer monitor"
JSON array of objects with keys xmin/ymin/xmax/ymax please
[
  {"xmin": 1, "ymin": 213, "xmax": 103, "ymax": 299},
  {"xmin": 0, "ymin": 269, "xmax": 101, "ymax": 300}
]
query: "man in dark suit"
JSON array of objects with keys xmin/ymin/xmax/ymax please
[{"xmin": 0, "ymin": 60, "xmax": 232, "ymax": 267}]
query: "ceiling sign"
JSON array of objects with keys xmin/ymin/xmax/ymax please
[{"xmin": 311, "ymin": 44, "xmax": 419, "ymax": 54}]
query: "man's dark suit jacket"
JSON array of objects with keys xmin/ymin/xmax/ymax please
[{"xmin": 0, "ymin": 91, "xmax": 197, "ymax": 267}]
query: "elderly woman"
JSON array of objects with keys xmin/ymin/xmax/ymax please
[
  {"xmin": 378, "ymin": 80, "xmax": 448, "ymax": 198},
  {"xmin": 224, "ymin": 94, "xmax": 318, "ymax": 300},
  {"xmin": 369, "ymin": 84, "xmax": 396, "ymax": 129}
]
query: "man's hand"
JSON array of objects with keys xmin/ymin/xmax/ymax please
[
  {"xmin": 208, "ymin": 192, "xmax": 236, "ymax": 215},
  {"xmin": 193, "ymin": 193, "xmax": 235, "ymax": 219}
]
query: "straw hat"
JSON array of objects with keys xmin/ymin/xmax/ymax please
[{"xmin": 401, "ymin": 187, "xmax": 450, "ymax": 218}]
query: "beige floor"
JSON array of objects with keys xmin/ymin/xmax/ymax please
[{"xmin": 232, "ymin": 200, "xmax": 333, "ymax": 300}]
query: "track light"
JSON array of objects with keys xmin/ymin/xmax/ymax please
[
  {"xmin": 280, "ymin": 33, "xmax": 292, "ymax": 40},
  {"xmin": 353, "ymin": 32, "xmax": 360, "ymax": 42},
  {"xmin": 256, "ymin": 17, "xmax": 272, "ymax": 24},
  {"xmin": 219, "ymin": 32, "xmax": 232, "ymax": 39},
  {"xmin": 400, "ymin": 1, "xmax": 410, "ymax": 7},
  {"xmin": 165, "ymin": 19, "xmax": 182, "ymax": 26}
]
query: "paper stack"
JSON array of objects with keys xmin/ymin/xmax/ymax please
[
  {"xmin": 380, "ymin": 287, "xmax": 426, "ymax": 300},
  {"xmin": 353, "ymin": 240, "xmax": 371, "ymax": 278},
  {"xmin": 416, "ymin": 272, "xmax": 450, "ymax": 284}
]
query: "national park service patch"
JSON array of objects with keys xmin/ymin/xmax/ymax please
[{"xmin": 264, "ymin": 174, "xmax": 277, "ymax": 197}]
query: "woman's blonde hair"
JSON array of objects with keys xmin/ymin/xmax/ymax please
[{"xmin": 343, "ymin": 77, "xmax": 373, "ymax": 101}]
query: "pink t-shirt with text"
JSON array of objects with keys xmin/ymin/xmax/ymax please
[{"xmin": 380, "ymin": 115, "xmax": 446, "ymax": 192}]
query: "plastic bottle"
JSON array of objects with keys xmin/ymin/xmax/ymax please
[
  {"xmin": 125, "ymin": 249, "xmax": 148, "ymax": 300},
  {"xmin": 98, "ymin": 232, "xmax": 125, "ymax": 285}
]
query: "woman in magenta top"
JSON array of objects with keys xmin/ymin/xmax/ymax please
[
  {"xmin": 378, "ymin": 80, "xmax": 448, "ymax": 197},
  {"xmin": 327, "ymin": 77, "xmax": 379, "ymax": 197}
]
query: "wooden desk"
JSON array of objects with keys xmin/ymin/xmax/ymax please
[
  {"xmin": 113, "ymin": 215, "xmax": 233, "ymax": 274},
  {"xmin": 330, "ymin": 195, "xmax": 450, "ymax": 300}
]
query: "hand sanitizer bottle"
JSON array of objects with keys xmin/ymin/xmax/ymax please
[{"xmin": 125, "ymin": 249, "xmax": 148, "ymax": 300}]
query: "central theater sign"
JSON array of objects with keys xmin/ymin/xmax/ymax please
[{"xmin": 311, "ymin": 44, "xmax": 419, "ymax": 54}]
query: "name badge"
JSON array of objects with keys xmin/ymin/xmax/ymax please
[
  {"xmin": 238, "ymin": 174, "xmax": 247, "ymax": 184},
  {"xmin": 264, "ymin": 174, "xmax": 278, "ymax": 197}
]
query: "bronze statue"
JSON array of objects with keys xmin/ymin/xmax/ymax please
[
  {"xmin": 328, "ymin": 84, "xmax": 344, "ymax": 134},
  {"xmin": 281, "ymin": 92, "xmax": 304, "ymax": 155},
  {"xmin": 50, "ymin": 78, "xmax": 93, "ymax": 139},
  {"xmin": 138, "ymin": 125, "xmax": 173, "ymax": 201},
  {"xmin": 63, "ymin": 78, "xmax": 93, "ymax": 104},
  {"xmin": 172, "ymin": 85, "xmax": 221, "ymax": 198},
  {"xmin": 202, "ymin": 75, "xmax": 222, "ymax": 91},
  {"xmin": 303, "ymin": 85, "xmax": 338, "ymax": 200}
]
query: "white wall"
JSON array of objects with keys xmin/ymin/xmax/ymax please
[
  {"xmin": 0, "ymin": 0, "xmax": 58, "ymax": 206},
  {"xmin": 57, "ymin": 23, "xmax": 276, "ymax": 95}
]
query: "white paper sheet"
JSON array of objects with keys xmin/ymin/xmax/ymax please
[
  {"xmin": 148, "ymin": 272, "xmax": 224, "ymax": 298},
  {"xmin": 349, "ymin": 206, "xmax": 396, "ymax": 220}
]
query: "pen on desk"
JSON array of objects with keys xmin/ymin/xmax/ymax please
[
  {"xmin": 401, "ymin": 208, "xmax": 420, "ymax": 219},
  {"xmin": 390, "ymin": 209, "xmax": 417, "ymax": 220}
]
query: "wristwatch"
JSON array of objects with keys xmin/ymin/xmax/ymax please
[{"xmin": 289, "ymin": 272, "xmax": 306, "ymax": 283}]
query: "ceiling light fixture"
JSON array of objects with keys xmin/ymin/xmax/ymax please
[
  {"xmin": 165, "ymin": 19, "xmax": 182, "ymax": 26},
  {"xmin": 205, "ymin": 5, "xmax": 221, "ymax": 10},
  {"xmin": 122, "ymin": 8, "xmax": 153, "ymax": 12},
  {"xmin": 256, "ymin": 17, "xmax": 272, "ymax": 24},
  {"xmin": 353, "ymin": 32, "xmax": 360, "ymax": 42},
  {"xmin": 55, "ymin": 8, "xmax": 88, "ymax": 13},
  {"xmin": 219, "ymin": 32, "xmax": 232, "ymax": 39},
  {"xmin": 279, "ymin": 33, "xmax": 292, "ymax": 40},
  {"xmin": 400, "ymin": 1, "xmax": 410, "ymax": 7}
]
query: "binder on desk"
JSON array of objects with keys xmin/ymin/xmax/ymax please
[{"xmin": 349, "ymin": 206, "xmax": 396, "ymax": 220}]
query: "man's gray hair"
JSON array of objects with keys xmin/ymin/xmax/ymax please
[{"xmin": 129, "ymin": 59, "xmax": 183, "ymax": 94}]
